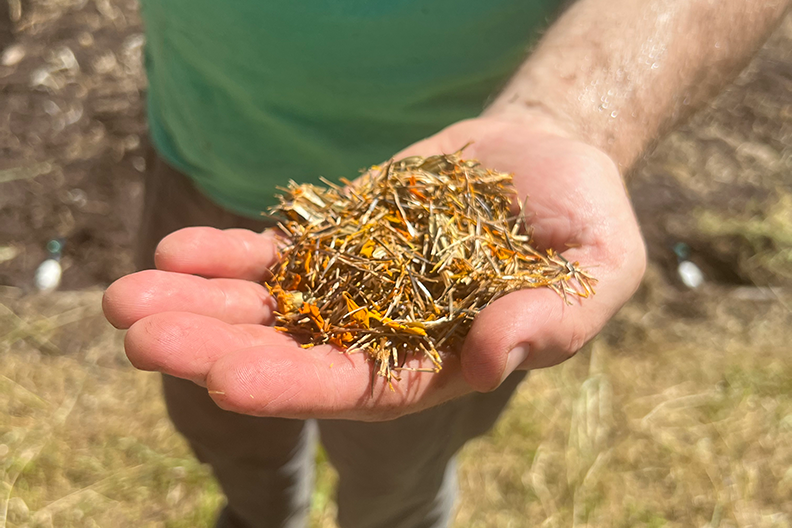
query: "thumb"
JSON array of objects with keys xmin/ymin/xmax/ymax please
[
  {"xmin": 459, "ymin": 246, "xmax": 640, "ymax": 393},
  {"xmin": 459, "ymin": 289, "xmax": 590, "ymax": 392}
]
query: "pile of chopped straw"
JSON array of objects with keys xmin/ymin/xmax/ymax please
[{"xmin": 267, "ymin": 150, "xmax": 594, "ymax": 388}]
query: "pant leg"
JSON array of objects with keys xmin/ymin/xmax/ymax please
[
  {"xmin": 162, "ymin": 376, "xmax": 316, "ymax": 528},
  {"xmin": 318, "ymin": 371, "xmax": 527, "ymax": 528},
  {"xmin": 134, "ymin": 147, "xmax": 275, "ymax": 271},
  {"xmin": 135, "ymin": 148, "xmax": 314, "ymax": 528}
]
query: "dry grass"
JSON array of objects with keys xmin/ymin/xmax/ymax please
[
  {"xmin": 454, "ymin": 272, "xmax": 792, "ymax": 527},
  {"xmin": 0, "ymin": 289, "xmax": 222, "ymax": 527},
  {"xmin": 1, "ymin": 273, "xmax": 791, "ymax": 527}
]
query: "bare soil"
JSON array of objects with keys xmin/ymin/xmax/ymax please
[{"xmin": 0, "ymin": 0, "xmax": 145, "ymax": 291}]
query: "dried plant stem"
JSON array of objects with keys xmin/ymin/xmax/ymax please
[{"xmin": 267, "ymin": 149, "xmax": 595, "ymax": 389}]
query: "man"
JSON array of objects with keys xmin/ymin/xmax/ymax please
[{"xmin": 103, "ymin": 1, "xmax": 790, "ymax": 526}]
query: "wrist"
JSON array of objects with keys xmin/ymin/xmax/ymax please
[
  {"xmin": 480, "ymin": 95, "xmax": 630, "ymax": 184},
  {"xmin": 482, "ymin": 62, "xmax": 643, "ymax": 177}
]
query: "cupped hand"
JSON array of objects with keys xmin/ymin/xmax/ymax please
[{"xmin": 103, "ymin": 115, "xmax": 646, "ymax": 421}]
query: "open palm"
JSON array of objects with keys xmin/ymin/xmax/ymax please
[{"xmin": 103, "ymin": 116, "xmax": 646, "ymax": 421}]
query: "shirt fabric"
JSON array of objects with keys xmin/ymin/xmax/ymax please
[{"xmin": 139, "ymin": 0, "xmax": 564, "ymax": 218}]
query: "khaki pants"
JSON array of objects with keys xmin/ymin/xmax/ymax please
[{"xmin": 135, "ymin": 150, "xmax": 526, "ymax": 528}]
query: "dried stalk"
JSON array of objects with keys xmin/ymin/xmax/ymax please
[{"xmin": 267, "ymin": 149, "xmax": 595, "ymax": 389}]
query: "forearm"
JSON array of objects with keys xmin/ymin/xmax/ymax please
[{"xmin": 485, "ymin": 0, "xmax": 790, "ymax": 172}]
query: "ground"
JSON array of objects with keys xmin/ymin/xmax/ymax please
[{"xmin": 1, "ymin": 2, "xmax": 791, "ymax": 527}]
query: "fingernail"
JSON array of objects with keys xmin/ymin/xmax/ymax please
[{"xmin": 502, "ymin": 344, "xmax": 530, "ymax": 382}]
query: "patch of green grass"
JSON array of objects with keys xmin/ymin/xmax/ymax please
[
  {"xmin": 311, "ymin": 446, "xmax": 339, "ymax": 527},
  {"xmin": 618, "ymin": 504, "xmax": 670, "ymax": 528},
  {"xmin": 723, "ymin": 361, "xmax": 792, "ymax": 398},
  {"xmin": 696, "ymin": 192, "xmax": 792, "ymax": 280}
]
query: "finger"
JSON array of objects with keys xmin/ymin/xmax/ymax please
[
  {"xmin": 103, "ymin": 269, "xmax": 276, "ymax": 329},
  {"xmin": 154, "ymin": 227, "xmax": 282, "ymax": 281},
  {"xmin": 125, "ymin": 312, "xmax": 293, "ymax": 385},
  {"xmin": 460, "ymin": 242, "xmax": 646, "ymax": 392},
  {"xmin": 206, "ymin": 345, "xmax": 470, "ymax": 421}
]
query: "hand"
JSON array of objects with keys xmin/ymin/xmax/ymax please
[{"xmin": 103, "ymin": 115, "xmax": 646, "ymax": 421}]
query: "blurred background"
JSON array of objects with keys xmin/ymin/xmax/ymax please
[{"xmin": 0, "ymin": 1, "xmax": 790, "ymax": 527}]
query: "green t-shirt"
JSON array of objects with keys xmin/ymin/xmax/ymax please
[{"xmin": 140, "ymin": 0, "xmax": 564, "ymax": 218}]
